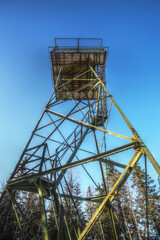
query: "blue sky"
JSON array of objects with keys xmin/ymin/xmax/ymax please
[{"xmin": 0, "ymin": 0, "xmax": 160, "ymax": 186}]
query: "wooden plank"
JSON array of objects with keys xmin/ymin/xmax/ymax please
[{"xmin": 51, "ymin": 51, "xmax": 105, "ymax": 100}]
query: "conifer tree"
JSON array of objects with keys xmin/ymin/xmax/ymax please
[
  {"xmin": 85, "ymin": 186, "xmax": 101, "ymax": 239},
  {"xmin": 20, "ymin": 192, "xmax": 42, "ymax": 239},
  {"xmin": 132, "ymin": 163, "xmax": 160, "ymax": 239},
  {"xmin": 47, "ymin": 202, "xmax": 58, "ymax": 239},
  {"xmin": 63, "ymin": 169, "xmax": 85, "ymax": 239},
  {"xmin": 0, "ymin": 190, "xmax": 19, "ymax": 239}
]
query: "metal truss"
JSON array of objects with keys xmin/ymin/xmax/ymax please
[{"xmin": 1, "ymin": 43, "xmax": 160, "ymax": 240}]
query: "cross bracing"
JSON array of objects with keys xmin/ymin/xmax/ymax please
[{"xmin": 1, "ymin": 38, "xmax": 160, "ymax": 240}]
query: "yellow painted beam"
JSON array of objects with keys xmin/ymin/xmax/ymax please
[
  {"xmin": 46, "ymin": 109, "xmax": 132, "ymax": 141},
  {"xmin": 78, "ymin": 152, "xmax": 142, "ymax": 240}
]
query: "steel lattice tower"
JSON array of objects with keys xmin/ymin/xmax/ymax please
[{"xmin": 1, "ymin": 38, "xmax": 160, "ymax": 240}]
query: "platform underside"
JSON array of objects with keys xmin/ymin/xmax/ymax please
[{"xmin": 51, "ymin": 50, "xmax": 107, "ymax": 100}]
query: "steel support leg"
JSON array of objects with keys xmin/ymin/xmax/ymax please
[
  {"xmin": 10, "ymin": 190, "xmax": 36, "ymax": 239},
  {"xmin": 58, "ymin": 203, "xmax": 64, "ymax": 240},
  {"xmin": 145, "ymin": 155, "xmax": 149, "ymax": 240},
  {"xmin": 90, "ymin": 65, "xmax": 160, "ymax": 177},
  {"xmin": 93, "ymin": 131, "xmax": 118, "ymax": 240},
  {"xmin": 52, "ymin": 187, "xmax": 71, "ymax": 240},
  {"xmin": 7, "ymin": 189, "xmax": 26, "ymax": 240},
  {"xmin": 38, "ymin": 181, "xmax": 50, "ymax": 240},
  {"xmin": 78, "ymin": 152, "xmax": 142, "ymax": 240}
]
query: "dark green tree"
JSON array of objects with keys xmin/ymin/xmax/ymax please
[
  {"xmin": 132, "ymin": 163, "xmax": 160, "ymax": 239},
  {"xmin": 47, "ymin": 202, "xmax": 58, "ymax": 239},
  {"xmin": 63, "ymin": 169, "xmax": 86, "ymax": 239},
  {"xmin": 85, "ymin": 186, "xmax": 102, "ymax": 239},
  {"xmin": 20, "ymin": 192, "xmax": 42, "ymax": 239},
  {"xmin": 0, "ymin": 190, "xmax": 19, "ymax": 240}
]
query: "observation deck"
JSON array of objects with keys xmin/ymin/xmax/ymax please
[{"xmin": 49, "ymin": 38, "xmax": 108, "ymax": 100}]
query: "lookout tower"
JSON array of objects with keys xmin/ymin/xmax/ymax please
[
  {"xmin": 1, "ymin": 38, "xmax": 159, "ymax": 240},
  {"xmin": 50, "ymin": 38, "xmax": 108, "ymax": 126}
]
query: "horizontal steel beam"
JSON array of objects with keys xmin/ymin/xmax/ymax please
[
  {"xmin": 8, "ymin": 142, "xmax": 138, "ymax": 186},
  {"xmin": 46, "ymin": 109, "xmax": 132, "ymax": 141},
  {"xmin": 100, "ymin": 158, "xmax": 127, "ymax": 168},
  {"xmin": 59, "ymin": 194, "xmax": 106, "ymax": 203}
]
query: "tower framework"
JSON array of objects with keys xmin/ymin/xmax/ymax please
[{"xmin": 1, "ymin": 38, "xmax": 160, "ymax": 240}]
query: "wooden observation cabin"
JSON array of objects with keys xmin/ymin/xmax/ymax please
[{"xmin": 50, "ymin": 38, "xmax": 108, "ymax": 125}]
